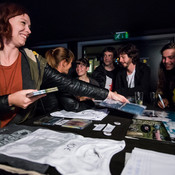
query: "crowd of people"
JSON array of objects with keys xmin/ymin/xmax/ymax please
[{"xmin": 0, "ymin": 2, "xmax": 174, "ymax": 128}]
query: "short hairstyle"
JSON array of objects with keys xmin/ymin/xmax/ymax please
[
  {"xmin": 45, "ymin": 47, "xmax": 75, "ymax": 69},
  {"xmin": 102, "ymin": 47, "xmax": 117, "ymax": 58},
  {"xmin": 76, "ymin": 57, "xmax": 89, "ymax": 67},
  {"xmin": 160, "ymin": 42, "xmax": 175, "ymax": 55},
  {"xmin": 0, "ymin": 3, "xmax": 29, "ymax": 50},
  {"xmin": 117, "ymin": 43, "xmax": 139, "ymax": 64}
]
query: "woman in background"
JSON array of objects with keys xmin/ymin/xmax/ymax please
[
  {"xmin": 76, "ymin": 57, "xmax": 99, "ymax": 86},
  {"xmin": 76, "ymin": 57, "xmax": 99, "ymax": 102},
  {"xmin": 38, "ymin": 48, "xmax": 99, "ymax": 113}
]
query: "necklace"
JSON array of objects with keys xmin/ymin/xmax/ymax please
[{"xmin": 0, "ymin": 53, "xmax": 21, "ymax": 95}]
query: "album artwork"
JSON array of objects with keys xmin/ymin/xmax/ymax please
[
  {"xmin": 62, "ymin": 118, "xmax": 92, "ymax": 129},
  {"xmin": 162, "ymin": 121, "xmax": 175, "ymax": 142},
  {"xmin": 126, "ymin": 119, "xmax": 170, "ymax": 141},
  {"xmin": 99, "ymin": 99, "xmax": 146, "ymax": 115},
  {"xmin": 33, "ymin": 116, "xmax": 63, "ymax": 126},
  {"xmin": 26, "ymin": 87, "xmax": 58, "ymax": 97}
]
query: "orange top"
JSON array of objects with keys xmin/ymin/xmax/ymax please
[{"xmin": 0, "ymin": 52, "xmax": 22, "ymax": 128}]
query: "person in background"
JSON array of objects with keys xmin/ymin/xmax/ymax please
[
  {"xmin": 156, "ymin": 42, "xmax": 175, "ymax": 109},
  {"xmin": 92, "ymin": 47, "xmax": 120, "ymax": 90},
  {"xmin": 75, "ymin": 57, "xmax": 99, "ymax": 102},
  {"xmin": 0, "ymin": 2, "xmax": 128, "ymax": 128},
  {"xmin": 38, "ymin": 48, "xmax": 99, "ymax": 113},
  {"xmin": 113, "ymin": 43, "xmax": 151, "ymax": 102},
  {"xmin": 76, "ymin": 57, "xmax": 99, "ymax": 86}
]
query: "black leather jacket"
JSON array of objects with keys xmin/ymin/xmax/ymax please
[
  {"xmin": 0, "ymin": 49, "xmax": 109, "ymax": 122},
  {"xmin": 42, "ymin": 65, "xmax": 108, "ymax": 99},
  {"xmin": 37, "ymin": 75, "xmax": 100, "ymax": 114},
  {"xmin": 37, "ymin": 69, "xmax": 107, "ymax": 114}
]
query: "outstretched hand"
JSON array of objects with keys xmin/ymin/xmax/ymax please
[
  {"xmin": 107, "ymin": 91, "xmax": 129, "ymax": 103},
  {"xmin": 8, "ymin": 89, "xmax": 46, "ymax": 109}
]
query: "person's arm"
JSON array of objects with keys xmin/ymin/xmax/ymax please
[
  {"xmin": 156, "ymin": 67, "xmax": 168, "ymax": 99},
  {"xmin": 42, "ymin": 64, "xmax": 129, "ymax": 103},
  {"xmin": 156, "ymin": 66, "xmax": 170, "ymax": 108},
  {"xmin": 58, "ymin": 93, "xmax": 95, "ymax": 112},
  {"xmin": 42, "ymin": 64, "xmax": 108, "ymax": 100},
  {"xmin": 0, "ymin": 95, "xmax": 13, "ymax": 114},
  {"xmin": 0, "ymin": 90, "xmax": 46, "ymax": 114},
  {"xmin": 107, "ymin": 91, "xmax": 129, "ymax": 103}
]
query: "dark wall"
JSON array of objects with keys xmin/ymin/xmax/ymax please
[{"xmin": 134, "ymin": 40, "xmax": 167, "ymax": 91}]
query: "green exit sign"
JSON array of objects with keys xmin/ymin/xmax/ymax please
[{"xmin": 114, "ymin": 31, "xmax": 129, "ymax": 40}]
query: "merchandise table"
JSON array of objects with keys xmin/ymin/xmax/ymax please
[{"xmin": 23, "ymin": 108, "xmax": 175, "ymax": 175}]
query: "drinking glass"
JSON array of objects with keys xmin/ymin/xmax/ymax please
[{"xmin": 135, "ymin": 92, "xmax": 143, "ymax": 105}]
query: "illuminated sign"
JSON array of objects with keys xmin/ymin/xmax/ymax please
[{"xmin": 114, "ymin": 31, "xmax": 129, "ymax": 40}]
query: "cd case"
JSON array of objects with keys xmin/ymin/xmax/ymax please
[
  {"xmin": 26, "ymin": 87, "xmax": 58, "ymax": 98},
  {"xmin": 162, "ymin": 121, "xmax": 175, "ymax": 141},
  {"xmin": 99, "ymin": 99, "xmax": 146, "ymax": 115},
  {"xmin": 62, "ymin": 118, "xmax": 92, "ymax": 129},
  {"xmin": 126, "ymin": 119, "xmax": 170, "ymax": 141},
  {"xmin": 33, "ymin": 116, "xmax": 63, "ymax": 125}
]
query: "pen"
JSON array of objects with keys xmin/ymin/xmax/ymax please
[{"xmin": 158, "ymin": 94, "xmax": 165, "ymax": 108}]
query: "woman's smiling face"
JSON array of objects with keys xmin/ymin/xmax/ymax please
[
  {"xmin": 8, "ymin": 13, "xmax": 31, "ymax": 47},
  {"xmin": 76, "ymin": 63, "xmax": 89, "ymax": 77}
]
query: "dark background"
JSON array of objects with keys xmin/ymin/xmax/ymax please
[
  {"xmin": 2, "ymin": 0, "xmax": 175, "ymax": 91},
  {"xmin": 2, "ymin": 0, "xmax": 175, "ymax": 46}
]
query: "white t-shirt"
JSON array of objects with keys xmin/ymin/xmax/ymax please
[
  {"xmin": 126, "ymin": 69, "xmax": 136, "ymax": 88},
  {"xmin": 0, "ymin": 129, "xmax": 125, "ymax": 175},
  {"xmin": 105, "ymin": 75, "xmax": 113, "ymax": 90}
]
